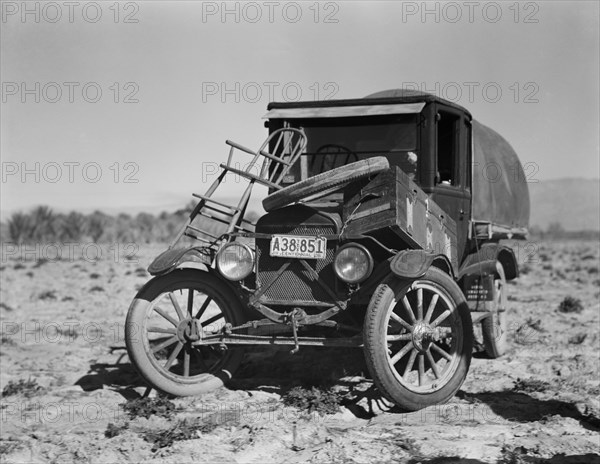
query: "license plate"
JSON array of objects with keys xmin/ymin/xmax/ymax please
[
  {"xmin": 463, "ymin": 274, "xmax": 495, "ymax": 301},
  {"xmin": 269, "ymin": 235, "xmax": 327, "ymax": 259}
]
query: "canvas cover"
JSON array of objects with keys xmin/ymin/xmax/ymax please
[{"xmin": 471, "ymin": 120, "xmax": 530, "ymax": 233}]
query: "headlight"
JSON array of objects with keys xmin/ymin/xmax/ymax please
[
  {"xmin": 216, "ymin": 243, "xmax": 254, "ymax": 281},
  {"xmin": 333, "ymin": 243, "xmax": 373, "ymax": 284}
]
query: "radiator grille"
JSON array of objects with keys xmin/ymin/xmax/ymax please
[{"xmin": 256, "ymin": 225, "xmax": 337, "ymax": 303}]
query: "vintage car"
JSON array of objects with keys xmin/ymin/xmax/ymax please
[{"xmin": 125, "ymin": 89, "xmax": 529, "ymax": 411}]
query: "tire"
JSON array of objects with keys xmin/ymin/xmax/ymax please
[
  {"xmin": 125, "ymin": 269, "xmax": 245, "ymax": 396},
  {"xmin": 481, "ymin": 262, "xmax": 508, "ymax": 358},
  {"xmin": 263, "ymin": 157, "xmax": 389, "ymax": 212},
  {"xmin": 363, "ymin": 267, "xmax": 473, "ymax": 411}
]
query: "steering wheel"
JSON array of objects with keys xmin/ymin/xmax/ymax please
[{"xmin": 311, "ymin": 144, "xmax": 359, "ymax": 173}]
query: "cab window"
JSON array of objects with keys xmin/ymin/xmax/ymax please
[
  {"xmin": 288, "ymin": 115, "xmax": 420, "ymax": 181},
  {"xmin": 436, "ymin": 111, "xmax": 460, "ymax": 186}
]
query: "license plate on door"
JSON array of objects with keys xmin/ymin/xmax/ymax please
[{"xmin": 269, "ymin": 235, "xmax": 327, "ymax": 259}]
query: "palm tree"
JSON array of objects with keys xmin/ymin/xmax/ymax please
[
  {"xmin": 30, "ymin": 206, "xmax": 57, "ymax": 242},
  {"xmin": 60, "ymin": 211, "xmax": 87, "ymax": 241},
  {"xmin": 87, "ymin": 211, "xmax": 108, "ymax": 242},
  {"xmin": 8, "ymin": 212, "xmax": 33, "ymax": 243}
]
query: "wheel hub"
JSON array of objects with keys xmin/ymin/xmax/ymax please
[
  {"xmin": 411, "ymin": 322, "xmax": 437, "ymax": 352},
  {"xmin": 176, "ymin": 318, "xmax": 201, "ymax": 343}
]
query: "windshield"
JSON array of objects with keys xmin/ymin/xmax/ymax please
[{"xmin": 285, "ymin": 114, "xmax": 419, "ymax": 181}]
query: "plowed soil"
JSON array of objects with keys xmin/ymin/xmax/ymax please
[{"xmin": 1, "ymin": 240, "xmax": 598, "ymax": 463}]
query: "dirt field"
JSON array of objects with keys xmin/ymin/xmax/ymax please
[{"xmin": 1, "ymin": 239, "xmax": 599, "ymax": 463}]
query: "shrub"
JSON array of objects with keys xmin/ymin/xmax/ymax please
[
  {"xmin": 513, "ymin": 377, "xmax": 550, "ymax": 393},
  {"xmin": 568, "ymin": 333, "xmax": 587, "ymax": 345},
  {"xmin": 2, "ymin": 378, "xmax": 43, "ymax": 397},
  {"xmin": 519, "ymin": 264, "xmax": 531, "ymax": 275},
  {"xmin": 143, "ymin": 418, "xmax": 217, "ymax": 451},
  {"xmin": 38, "ymin": 290, "xmax": 57, "ymax": 301},
  {"xmin": 1, "ymin": 336, "xmax": 16, "ymax": 346},
  {"xmin": 282, "ymin": 386, "xmax": 343, "ymax": 415},
  {"xmin": 558, "ymin": 296, "xmax": 584, "ymax": 314},
  {"xmin": 122, "ymin": 397, "xmax": 176, "ymax": 420},
  {"xmin": 524, "ymin": 317, "xmax": 544, "ymax": 332},
  {"xmin": 0, "ymin": 303, "xmax": 14, "ymax": 312},
  {"xmin": 135, "ymin": 267, "xmax": 146, "ymax": 277},
  {"xmin": 32, "ymin": 258, "xmax": 49, "ymax": 268},
  {"xmin": 0, "ymin": 441, "xmax": 20, "ymax": 457},
  {"xmin": 105, "ymin": 422, "xmax": 128, "ymax": 438}
]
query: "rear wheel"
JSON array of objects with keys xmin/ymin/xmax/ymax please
[
  {"xmin": 363, "ymin": 268, "xmax": 473, "ymax": 411},
  {"xmin": 481, "ymin": 262, "xmax": 508, "ymax": 358},
  {"xmin": 125, "ymin": 269, "xmax": 245, "ymax": 396}
]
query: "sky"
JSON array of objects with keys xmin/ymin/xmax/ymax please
[{"xmin": 1, "ymin": 0, "xmax": 599, "ymax": 218}]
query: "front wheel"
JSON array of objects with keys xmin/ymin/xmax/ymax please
[
  {"xmin": 125, "ymin": 269, "xmax": 245, "ymax": 397},
  {"xmin": 363, "ymin": 268, "xmax": 473, "ymax": 411}
]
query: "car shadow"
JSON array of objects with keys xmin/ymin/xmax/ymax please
[
  {"xmin": 507, "ymin": 454, "xmax": 600, "ymax": 464},
  {"xmin": 75, "ymin": 345, "xmax": 374, "ymax": 405},
  {"xmin": 228, "ymin": 346, "xmax": 406, "ymax": 418},
  {"xmin": 229, "ymin": 346, "xmax": 368, "ymax": 390},
  {"xmin": 457, "ymin": 390, "xmax": 600, "ymax": 432},
  {"xmin": 74, "ymin": 345, "xmax": 149, "ymax": 400}
]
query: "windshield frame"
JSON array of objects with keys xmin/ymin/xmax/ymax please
[{"xmin": 275, "ymin": 114, "xmax": 422, "ymax": 184}]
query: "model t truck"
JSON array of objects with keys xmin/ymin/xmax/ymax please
[{"xmin": 125, "ymin": 89, "xmax": 529, "ymax": 411}]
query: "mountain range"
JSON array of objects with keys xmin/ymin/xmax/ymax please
[{"xmin": 528, "ymin": 178, "xmax": 599, "ymax": 231}]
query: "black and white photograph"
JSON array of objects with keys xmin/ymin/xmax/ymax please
[{"xmin": 1, "ymin": 1, "xmax": 599, "ymax": 462}]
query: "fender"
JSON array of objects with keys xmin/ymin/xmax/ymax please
[
  {"xmin": 459, "ymin": 243, "xmax": 518, "ymax": 280},
  {"xmin": 390, "ymin": 250, "xmax": 456, "ymax": 279},
  {"xmin": 145, "ymin": 253, "xmax": 253, "ymax": 312},
  {"xmin": 147, "ymin": 246, "xmax": 213, "ymax": 276},
  {"xmin": 356, "ymin": 250, "xmax": 454, "ymax": 304},
  {"xmin": 390, "ymin": 249, "xmax": 434, "ymax": 279}
]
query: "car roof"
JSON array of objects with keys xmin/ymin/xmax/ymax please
[{"xmin": 266, "ymin": 89, "xmax": 472, "ymax": 119}]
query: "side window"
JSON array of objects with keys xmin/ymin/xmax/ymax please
[{"xmin": 436, "ymin": 111, "xmax": 460, "ymax": 186}]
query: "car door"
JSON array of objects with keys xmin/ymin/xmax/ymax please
[{"xmin": 430, "ymin": 106, "xmax": 472, "ymax": 261}]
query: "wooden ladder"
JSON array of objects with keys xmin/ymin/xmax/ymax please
[{"xmin": 169, "ymin": 128, "xmax": 307, "ymax": 250}]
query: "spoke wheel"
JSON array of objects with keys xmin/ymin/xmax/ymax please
[
  {"xmin": 481, "ymin": 262, "xmax": 508, "ymax": 358},
  {"xmin": 126, "ymin": 269, "xmax": 245, "ymax": 396},
  {"xmin": 363, "ymin": 268, "xmax": 473, "ymax": 411}
]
